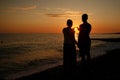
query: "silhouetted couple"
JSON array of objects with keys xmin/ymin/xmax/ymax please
[{"xmin": 62, "ymin": 13, "xmax": 92, "ymax": 76}]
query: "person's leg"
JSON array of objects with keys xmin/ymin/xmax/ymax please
[
  {"xmin": 87, "ymin": 51, "xmax": 91, "ymax": 62},
  {"xmin": 81, "ymin": 53, "xmax": 85, "ymax": 64},
  {"xmin": 64, "ymin": 45, "xmax": 76, "ymax": 79},
  {"xmin": 63, "ymin": 45, "xmax": 70, "ymax": 77}
]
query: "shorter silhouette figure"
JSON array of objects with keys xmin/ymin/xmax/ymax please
[
  {"xmin": 62, "ymin": 19, "xmax": 77, "ymax": 76},
  {"xmin": 78, "ymin": 14, "xmax": 92, "ymax": 65}
]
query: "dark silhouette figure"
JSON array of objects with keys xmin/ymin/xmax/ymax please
[
  {"xmin": 62, "ymin": 19, "xmax": 77, "ymax": 77},
  {"xmin": 78, "ymin": 14, "xmax": 92, "ymax": 65}
]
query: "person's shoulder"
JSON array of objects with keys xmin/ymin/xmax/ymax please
[
  {"xmin": 63, "ymin": 27, "xmax": 67, "ymax": 30},
  {"xmin": 87, "ymin": 23, "xmax": 91, "ymax": 26},
  {"xmin": 80, "ymin": 24, "xmax": 83, "ymax": 27},
  {"xmin": 62, "ymin": 27, "xmax": 67, "ymax": 32},
  {"xmin": 87, "ymin": 23, "xmax": 92, "ymax": 30}
]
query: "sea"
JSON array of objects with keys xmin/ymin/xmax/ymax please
[{"xmin": 0, "ymin": 33, "xmax": 120, "ymax": 79}]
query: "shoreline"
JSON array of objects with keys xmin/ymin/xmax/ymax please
[
  {"xmin": 16, "ymin": 41, "xmax": 120, "ymax": 80},
  {"xmin": 16, "ymin": 48, "xmax": 120, "ymax": 80},
  {"xmin": 1, "ymin": 39, "xmax": 120, "ymax": 80},
  {"xmin": 91, "ymin": 38, "xmax": 120, "ymax": 42},
  {"xmin": 5, "ymin": 61, "xmax": 63, "ymax": 80}
]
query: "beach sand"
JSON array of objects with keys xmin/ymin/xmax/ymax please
[{"xmin": 16, "ymin": 47, "xmax": 120, "ymax": 80}]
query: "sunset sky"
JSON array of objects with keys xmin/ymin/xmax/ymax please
[{"xmin": 0, "ymin": 0, "xmax": 120, "ymax": 33}]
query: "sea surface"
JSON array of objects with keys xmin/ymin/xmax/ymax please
[{"xmin": 0, "ymin": 33, "xmax": 120, "ymax": 79}]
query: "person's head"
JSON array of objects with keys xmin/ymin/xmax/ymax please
[
  {"xmin": 82, "ymin": 13, "xmax": 88, "ymax": 23},
  {"xmin": 67, "ymin": 19, "xmax": 73, "ymax": 28}
]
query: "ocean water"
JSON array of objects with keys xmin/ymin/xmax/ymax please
[{"xmin": 0, "ymin": 33, "xmax": 120, "ymax": 79}]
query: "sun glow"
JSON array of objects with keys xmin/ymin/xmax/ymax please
[
  {"xmin": 74, "ymin": 27, "xmax": 79, "ymax": 33},
  {"xmin": 72, "ymin": 25, "xmax": 79, "ymax": 33}
]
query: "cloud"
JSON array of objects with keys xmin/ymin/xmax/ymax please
[
  {"xmin": 45, "ymin": 13, "xmax": 65, "ymax": 17},
  {"xmin": 45, "ymin": 8, "xmax": 93, "ymax": 18},
  {"xmin": 0, "ymin": 5, "xmax": 37, "ymax": 13},
  {"xmin": 0, "ymin": 9, "xmax": 16, "ymax": 13},
  {"xmin": 44, "ymin": 7, "xmax": 69, "ymax": 11},
  {"xmin": 10, "ymin": 5, "xmax": 37, "ymax": 11},
  {"xmin": 64, "ymin": 11, "xmax": 82, "ymax": 16},
  {"xmin": 45, "ymin": 10, "xmax": 83, "ymax": 17}
]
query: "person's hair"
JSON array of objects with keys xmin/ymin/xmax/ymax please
[{"xmin": 67, "ymin": 19, "xmax": 73, "ymax": 27}]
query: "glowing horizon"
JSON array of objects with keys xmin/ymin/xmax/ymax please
[{"xmin": 0, "ymin": 0, "xmax": 120, "ymax": 33}]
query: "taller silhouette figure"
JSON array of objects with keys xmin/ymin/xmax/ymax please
[{"xmin": 78, "ymin": 14, "xmax": 92, "ymax": 64}]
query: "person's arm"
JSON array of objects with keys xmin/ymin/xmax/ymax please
[
  {"xmin": 73, "ymin": 30, "xmax": 78, "ymax": 46},
  {"xmin": 73, "ymin": 37, "xmax": 78, "ymax": 44},
  {"xmin": 77, "ymin": 25, "xmax": 80, "ymax": 31},
  {"xmin": 74, "ymin": 38, "xmax": 78, "ymax": 47}
]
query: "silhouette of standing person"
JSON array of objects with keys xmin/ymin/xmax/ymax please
[
  {"xmin": 62, "ymin": 19, "xmax": 77, "ymax": 76},
  {"xmin": 78, "ymin": 14, "xmax": 92, "ymax": 65}
]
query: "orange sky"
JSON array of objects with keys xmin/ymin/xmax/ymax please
[{"xmin": 0, "ymin": 0, "xmax": 120, "ymax": 33}]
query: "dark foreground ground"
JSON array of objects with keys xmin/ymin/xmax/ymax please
[{"xmin": 16, "ymin": 48, "xmax": 120, "ymax": 80}]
